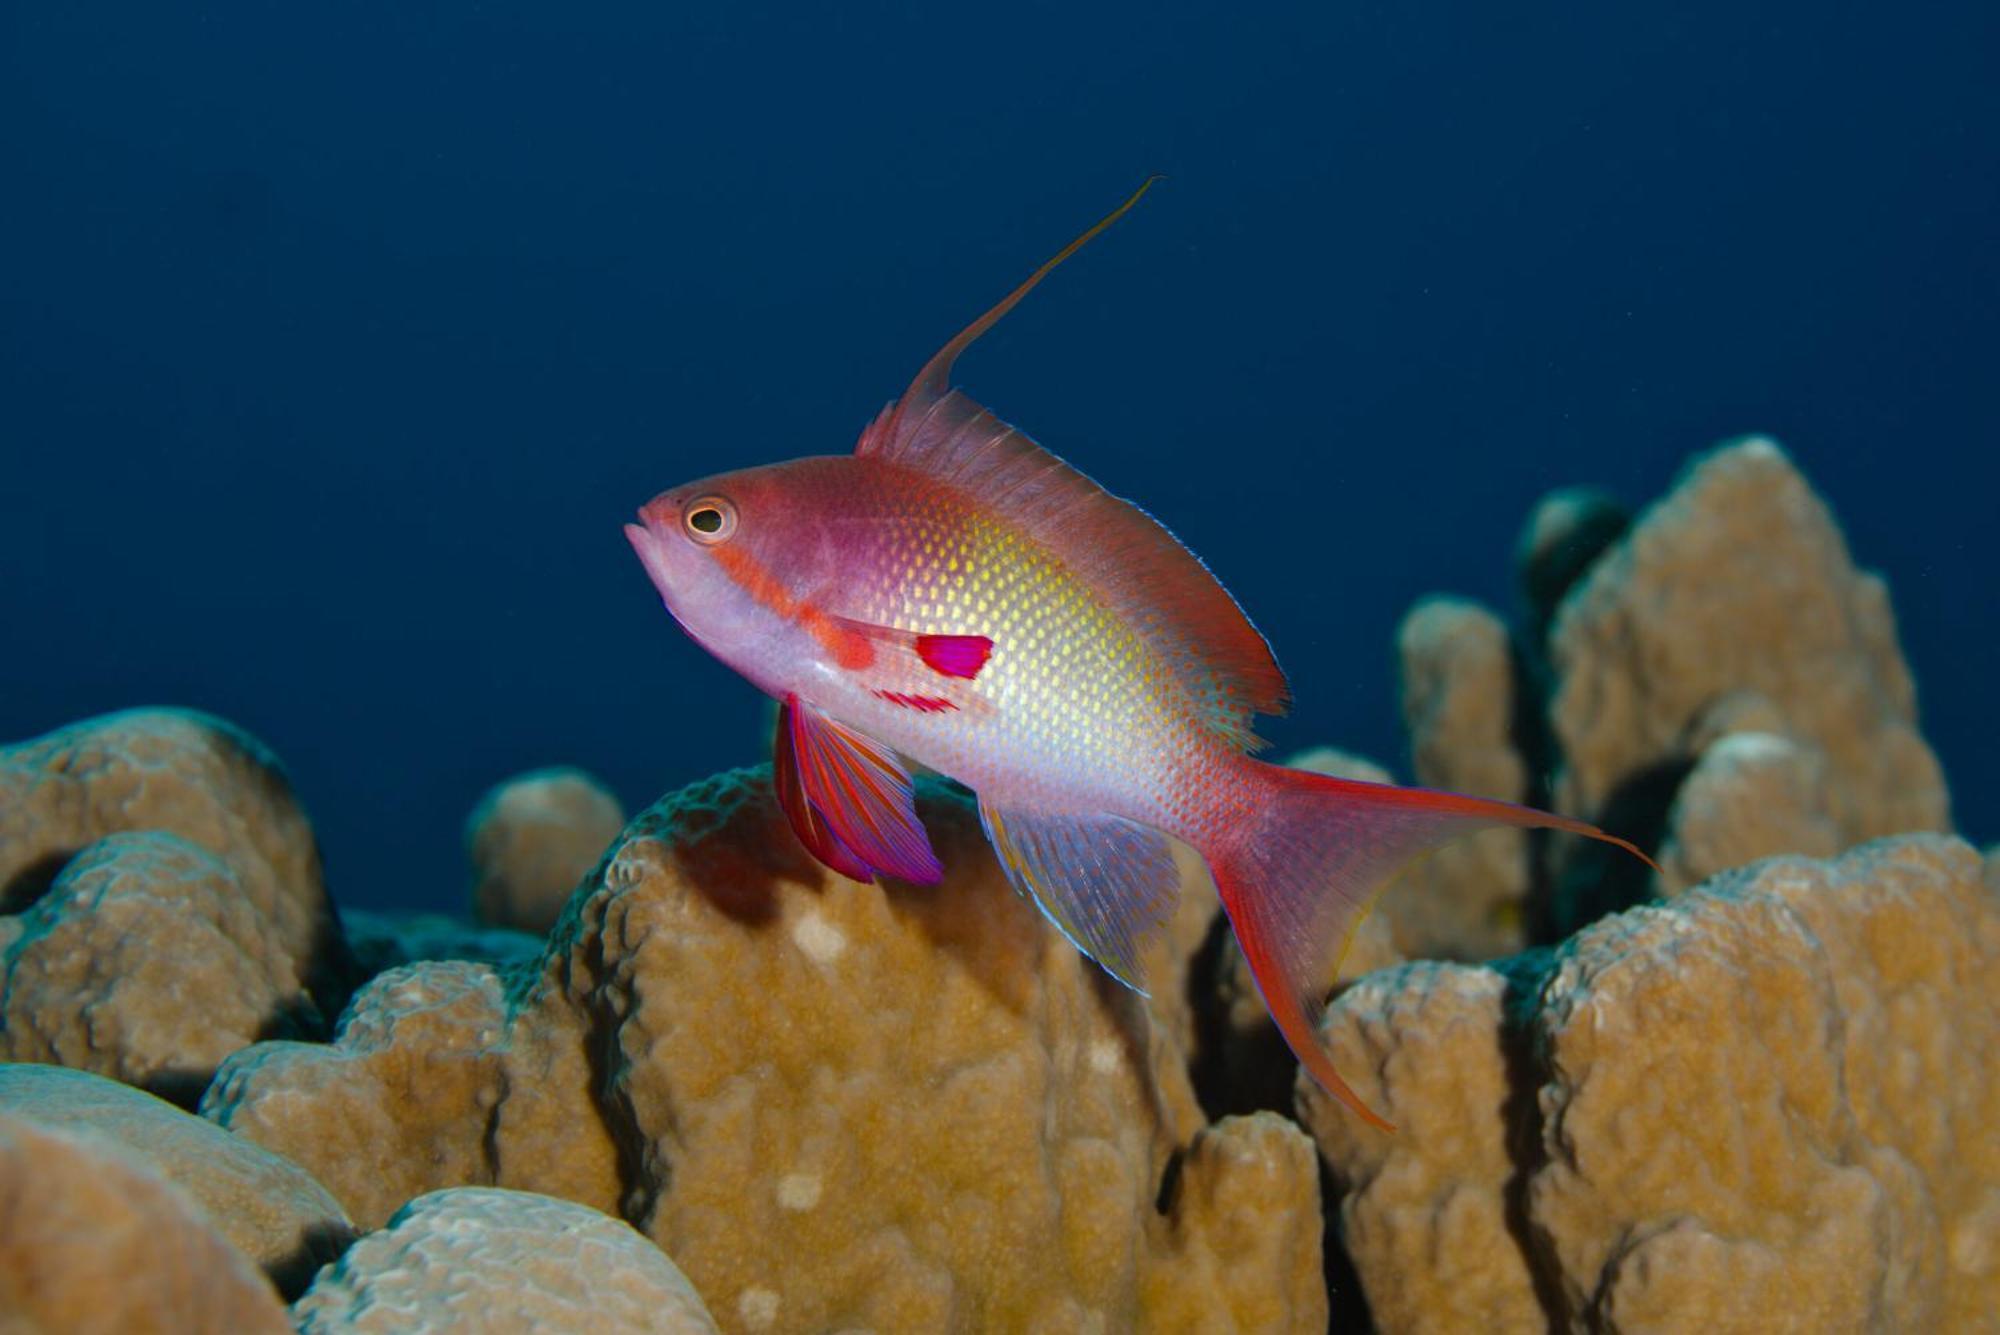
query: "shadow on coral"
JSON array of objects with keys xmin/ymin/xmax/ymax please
[
  {"xmin": 1318, "ymin": 1155, "xmax": 1378, "ymax": 1335},
  {"xmin": 1494, "ymin": 949, "xmax": 1570, "ymax": 1332},
  {"xmin": 1185, "ymin": 914, "xmax": 1297, "ymax": 1120},
  {"xmin": 268, "ymin": 1217, "xmax": 359, "ymax": 1302},
  {"xmin": 1539, "ymin": 759, "xmax": 1685, "ymax": 941},
  {"xmin": 0, "ymin": 848, "xmax": 71, "ymax": 915}
]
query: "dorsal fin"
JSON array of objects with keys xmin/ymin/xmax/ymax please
[{"xmin": 857, "ymin": 180, "xmax": 1288, "ymax": 741}]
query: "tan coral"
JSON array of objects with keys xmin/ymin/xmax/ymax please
[
  {"xmin": 1653, "ymin": 730, "xmax": 1842, "ymax": 895},
  {"xmin": 0, "ymin": 708, "xmax": 351, "ymax": 1002},
  {"xmin": 213, "ymin": 767, "xmax": 1328, "ymax": 1333},
  {"xmin": 1393, "ymin": 596, "xmax": 1533, "ymax": 958},
  {"xmin": 0, "ymin": 1111, "xmax": 292, "ymax": 1333},
  {"xmin": 1138, "ymin": 1113, "xmax": 1328, "ymax": 1333},
  {"xmin": 0, "ymin": 1063, "xmax": 352, "ymax": 1296},
  {"xmin": 465, "ymin": 767, "xmax": 627, "ymax": 935},
  {"xmin": 1295, "ymin": 960, "xmax": 1549, "ymax": 1334},
  {"xmin": 1546, "ymin": 439, "xmax": 1949, "ymax": 845},
  {"xmin": 293, "ymin": 1187, "xmax": 719, "ymax": 1334},
  {"xmin": 1301, "ymin": 834, "xmax": 1999, "ymax": 1333},
  {"xmin": 204, "ymin": 957, "xmax": 623, "ymax": 1231},
  {"xmin": 1, "ymin": 832, "xmax": 325, "ymax": 1103}
]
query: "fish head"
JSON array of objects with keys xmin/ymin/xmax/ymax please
[{"xmin": 625, "ymin": 460, "xmax": 843, "ymax": 696}]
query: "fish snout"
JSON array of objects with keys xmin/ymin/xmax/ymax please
[{"xmin": 625, "ymin": 514, "xmax": 678, "ymax": 596}]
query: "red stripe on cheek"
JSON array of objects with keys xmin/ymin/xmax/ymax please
[
  {"xmin": 711, "ymin": 546, "xmax": 875, "ymax": 669},
  {"xmin": 710, "ymin": 545, "xmax": 794, "ymax": 618}
]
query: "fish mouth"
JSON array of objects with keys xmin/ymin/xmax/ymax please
[{"xmin": 624, "ymin": 516, "xmax": 677, "ymax": 596}]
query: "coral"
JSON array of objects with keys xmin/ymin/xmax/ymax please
[
  {"xmin": 205, "ymin": 957, "xmax": 616, "ymax": 1231},
  {"xmin": 210, "ymin": 768, "xmax": 1328, "ymax": 1332},
  {"xmin": 0, "ymin": 832, "xmax": 325, "ymax": 1103},
  {"xmin": 1546, "ymin": 438, "xmax": 1949, "ymax": 846},
  {"xmin": 465, "ymin": 767, "xmax": 626, "ymax": 935},
  {"xmin": 1653, "ymin": 730, "xmax": 1842, "ymax": 895},
  {"xmin": 1299, "ymin": 834, "xmax": 1999, "ymax": 1332},
  {"xmin": 1392, "ymin": 596, "xmax": 1532, "ymax": 958},
  {"xmin": 292, "ymin": 1187, "xmax": 719, "ymax": 1334},
  {"xmin": 0, "ymin": 1112, "xmax": 292, "ymax": 1333},
  {"xmin": 0, "ymin": 1063, "xmax": 353, "ymax": 1296},
  {"xmin": 0, "ymin": 707, "xmax": 353, "ymax": 1004},
  {"xmin": 1295, "ymin": 960, "xmax": 1546, "ymax": 1332},
  {"xmin": 1384, "ymin": 439, "xmax": 1954, "ymax": 949},
  {"xmin": 1141, "ymin": 1114, "xmax": 1329, "ymax": 1333}
]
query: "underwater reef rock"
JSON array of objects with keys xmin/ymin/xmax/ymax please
[
  {"xmin": 210, "ymin": 767, "xmax": 1329, "ymax": 1333},
  {"xmin": 0, "ymin": 1110, "xmax": 293, "ymax": 1333},
  {"xmin": 1391, "ymin": 597, "xmax": 1532, "ymax": 959},
  {"xmin": 465, "ymin": 766, "xmax": 626, "ymax": 934},
  {"xmin": 292, "ymin": 1187, "xmax": 719, "ymax": 1334},
  {"xmin": 0, "ymin": 832, "xmax": 327, "ymax": 1103},
  {"xmin": 1300, "ymin": 833, "xmax": 1999, "ymax": 1333},
  {"xmin": 0, "ymin": 707, "xmax": 353, "ymax": 1001},
  {"xmin": 1546, "ymin": 437, "xmax": 1949, "ymax": 858},
  {"xmin": 0, "ymin": 1063, "xmax": 354, "ymax": 1297}
]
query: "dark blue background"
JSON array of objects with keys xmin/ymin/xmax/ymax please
[{"xmin": 4, "ymin": 2, "xmax": 1992, "ymax": 912}]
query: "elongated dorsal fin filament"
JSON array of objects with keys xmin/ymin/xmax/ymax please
[{"xmin": 897, "ymin": 176, "xmax": 1162, "ymax": 418}]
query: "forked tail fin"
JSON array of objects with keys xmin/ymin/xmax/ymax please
[{"xmin": 1203, "ymin": 760, "xmax": 1655, "ymax": 1132}]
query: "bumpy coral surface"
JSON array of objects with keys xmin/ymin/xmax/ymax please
[
  {"xmin": 1547, "ymin": 438, "xmax": 1949, "ymax": 846},
  {"xmin": 0, "ymin": 832, "xmax": 325, "ymax": 1102},
  {"xmin": 293, "ymin": 1187, "xmax": 719, "ymax": 1333},
  {"xmin": 0, "ymin": 1112, "xmax": 293, "ymax": 1333},
  {"xmin": 211, "ymin": 768, "xmax": 1328, "ymax": 1333},
  {"xmin": 0, "ymin": 710, "xmax": 355, "ymax": 1084},
  {"xmin": 0, "ymin": 709, "xmax": 348, "ymax": 980},
  {"xmin": 1301, "ymin": 834, "xmax": 1998, "ymax": 1333},
  {"xmin": 0, "ymin": 1063, "xmax": 354, "ymax": 1295},
  {"xmin": 465, "ymin": 766, "xmax": 626, "ymax": 934}
]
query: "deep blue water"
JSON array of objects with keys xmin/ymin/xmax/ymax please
[{"xmin": 3, "ymin": 2, "xmax": 1992, "ymax": 913}]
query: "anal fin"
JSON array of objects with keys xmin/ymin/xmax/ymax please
[{"xmin": 976, "ymin": 800, "xmax": 1182, "ymax": 994}]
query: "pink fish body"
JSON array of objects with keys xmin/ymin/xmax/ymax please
[{"xmin": 626, "ymin": 182, "xmax": 1646, "ymax": 1130}]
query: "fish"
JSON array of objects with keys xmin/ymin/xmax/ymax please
[{"xmin": 624, "ymin": 180, "xmax": 1651, "ymax": 1130}]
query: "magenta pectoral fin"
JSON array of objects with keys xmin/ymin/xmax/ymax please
[{"xmin": 774, "ymin": 696, "xmax": 943, "ymax": 885}]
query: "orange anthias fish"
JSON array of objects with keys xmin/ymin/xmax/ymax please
[{"xmin": 625, "ymin": 181, "xmax": 1648, "ymax": 1130}]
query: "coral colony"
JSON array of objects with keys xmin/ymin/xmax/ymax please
[{"xmin": 1, "ymin": 437, "xmax": 1990, "ymax": 1331}]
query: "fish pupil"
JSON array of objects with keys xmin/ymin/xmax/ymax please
[{"xmin": 689, "ymin": 507, "xmax": 722, "ymax": 534}]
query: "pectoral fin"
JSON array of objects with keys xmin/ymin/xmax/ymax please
[{"xmin": 775, "ymin": 695, "xmax": 942, "ymax": 885}]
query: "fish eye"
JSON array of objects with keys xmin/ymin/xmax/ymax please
[{"xmin": 682, "ymin": 495, "xmax": 737, "ymax": 544}]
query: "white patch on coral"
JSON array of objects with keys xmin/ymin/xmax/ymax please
[
  {"xmin": 738, "ymin": 1287, "xmax": 781, "ymax": 1330},
  {"xmin": 791, "ymin": 911, "xmax": 846, "ymax": 964},
  {"xmin": 1088, "ymin": 1039, "xmax": 1122, "ymax": 1074},
  {"xmin": 777, "ymin": 1173, "xmax": 822, "ymax": 1211}
]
